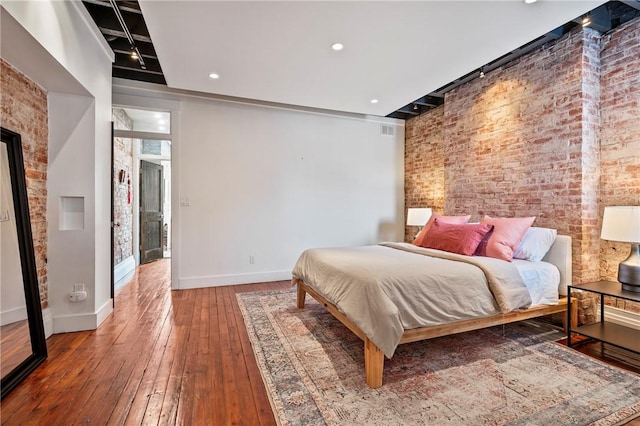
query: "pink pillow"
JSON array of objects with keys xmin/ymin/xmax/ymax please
[
  {"xmin": 475, "ymin": 216, "xmax": 536, "ymax": 261},
  {"xmin": 413, "ymin": 212, "xmax": 471, "ymax": 246},
  {"xmin": 418, "ymin": 220, "xmax": 493, "ymax": 256}
]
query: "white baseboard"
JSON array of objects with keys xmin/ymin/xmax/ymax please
[
  {"xmin": 42, "ymin": 307, "xmax": 53, "ymax": 338},
  {"xmin": 52, "ymin": 299, "xmax": 114, "ymax": 333},
  {"xmin": 114, "ymin": 255, "xmax": 136, "ymax": 284},
  {"xmin": 96, "ymin": 299, "xmax": 113, "ymax": 326},
  {"xmin": 179, "ymin": 270, "xmax": 291, "ymax": 289},
  {"xmin": 601, "ymin": 305, "xmax": 640, "ymax": 330},
  {"xmin": 0, "ymin": 306, "xmax": 27, "ymax": 326}
]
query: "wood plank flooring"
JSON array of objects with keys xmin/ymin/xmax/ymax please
[
  {"xmin": 1, "ymin": 259, "xmax": 639, "ymax": 425},
  {"xmin": 0, "ymin": 259, "xmax": 288, "ymax": 425}
]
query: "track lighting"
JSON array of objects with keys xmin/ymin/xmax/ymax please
[
  {"xmin": 413, "ymin": 104, "xmax": 419, "ymax": 111},
  {"xmin": 479, "ymin": 67, "xmax": 485, "ymax": 78},
  {"xmin": 582, "ymin": 13, "xmax": 592, "ymax": 27},
  {"xmin": 110, "ymin": 0, "xmax": 146, "ymax": 70}
]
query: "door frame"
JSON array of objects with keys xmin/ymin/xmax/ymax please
[
  {"xmin": 110, "ymin": 122, "xmax": 115, "ymax": 303},
  {"xmin": 113, "ymin": 132, "xmax": 173, "ymax": 270},
  {"xmin": 112, "ymin": 95, "xmax": 180, "ymax": 290}
]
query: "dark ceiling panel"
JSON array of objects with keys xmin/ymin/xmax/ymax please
[{"xmin": 82, "ymin": 0, "xmax": 166, "ymax": 85}]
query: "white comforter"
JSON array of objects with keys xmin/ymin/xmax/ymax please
[{"xmin": 292, "ymin": 242, "xmax": 532, "ymax": 358}]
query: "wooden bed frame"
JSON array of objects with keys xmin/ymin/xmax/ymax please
[{"xmin": 293, "ymin": 235, "xmax": 578, "ymax": 388}]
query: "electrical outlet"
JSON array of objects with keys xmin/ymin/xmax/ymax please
[
  {"xmin": 249, "ymin": 256, "xmax": 255, "ymax": 264},
  {"xmin": 69, "ymin": 283, "xmax": 87, "ymax": 302}
]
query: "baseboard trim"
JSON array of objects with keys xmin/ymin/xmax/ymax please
[
  {"xmin": 42, "ymin": 307, "xmax": 53, "ymax": 338},
  {"xmin": 114, "ymin": 255, "xmax": 136, "ymax": 284},
  {"xmin": 0, "ymin": 306, "xmax": 27, "ymax": 326},
  {"xmin": 179, "ymin": 270, "xmax": 291, "ymax": 289},
  {"xmin": 52, "ymin": 299, "xmax": 113, "ymax": 334},
  {"xmin": 96, "ymin": 299, "xmax": 113, "ymax": 327},
  {"xmin": 602, "ymin": 305, "xmax": 640, "ymax": 331}
]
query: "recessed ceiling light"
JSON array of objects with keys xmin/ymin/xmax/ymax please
[
  {"xmin": 331, "ymin": 42, "xmax": 344, "ymax": 51},
  {"xmin": 524, "ymin": 0, "xmax": 538, "ymax": 3},
  {"xmin": 209, "ymin": 73, "xmax": 220, "ymax": 79},
  {"xmin": 158, "ymin": 119, "xmax": 165, "ymax": 124},
  {"xmin": 154, "ymin": 113, "xmax": 162, "ymax": 118},
  {"xmin": 370, "ymin": 99, "xmax": 379, "ymax": 104}
]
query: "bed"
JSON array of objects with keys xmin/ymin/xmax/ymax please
[{"xmin": 292, "ymin": 235, "xmax": 576, "ymax": 388}]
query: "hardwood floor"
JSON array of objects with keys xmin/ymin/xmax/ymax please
[
  {"xmin": 1, "ymin": 259, "xmax": 288, "ymax": 425},
  {"xmin": 1, "ymin": 259, "xmax": 639, "ymax": 425}
]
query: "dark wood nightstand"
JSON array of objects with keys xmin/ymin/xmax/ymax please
[{"xmin": 567, "ymin": 281, "xmax": 640, "ymax": 354}]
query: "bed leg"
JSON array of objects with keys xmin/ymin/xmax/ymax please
[
  {"xmin": 364, "ymin": 338, "xmax": 384, "ymax": 389},
  {"xmin": 563, "ymin": 297, "xmax": 578, "ymax": 332},
  {"xmin": 296, "ymin": 280, "xmax": 306, "ymax": 309}
]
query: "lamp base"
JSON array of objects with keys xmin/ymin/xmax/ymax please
[{"xmin": 618, "ymin": 242, "xmax": 640, "ymax": 293}]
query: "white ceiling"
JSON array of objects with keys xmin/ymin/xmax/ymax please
[{"xmin": 139, "ymin": 1, "xmax": 605, "ymax": 116}]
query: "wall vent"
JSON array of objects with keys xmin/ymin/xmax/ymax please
[{"xmin": 380, "ymin": 124, "xmax": 395, "ymax": 136}]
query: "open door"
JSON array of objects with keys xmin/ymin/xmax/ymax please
[{"xmin": 140, "ymin": 160, "xmax": 164, "ymax": 264}]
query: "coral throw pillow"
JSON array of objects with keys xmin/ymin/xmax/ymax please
[
  {"xmin": 475, "ymin": 216, "xmax": 536, "ymax": 261},
  {"xmin": 418, "ymin": 220, "xmax": 494, "ymax": 256},
  {"xmin": 413, "ymin": 212, "xmax": 471, "ymax": 246}
]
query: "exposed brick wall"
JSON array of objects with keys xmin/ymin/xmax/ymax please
[
  {"xmin": 407, "ymin": 28, "xmax": 602, "ymax": 284},
  {"xmin": 599, "ymin": 18, "xmax": 640, "ymax": 314},
  {"xmin": 577, "ymin": 29, "xmax": 602, "ymax": 285},
  {"xmin": 404, "ymin": 105, "xmax": 444, "ymax": 242},
  {"xmin": 0, "ymin": 59, "xmax": 48, "ymax": 308},
  {"xmin": 405, "ymin": 19, "xmax": 640, "ymax": 317},
  {"xmin": 112, "ymin": 109, "xmax": 134, "ymax": 265}
]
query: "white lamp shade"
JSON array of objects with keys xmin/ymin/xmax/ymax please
[
  {"xmin": 407, "ymin": 208, "xmax": 432, "ymax": 227},
  {"xmin": 601, "ymin": 206, "xmax": 640, "ymax": 243}
]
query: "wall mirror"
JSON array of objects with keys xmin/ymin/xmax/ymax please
[{"xmin": 1, "ymin": 127, "xmax": 47, "ymax": 399}]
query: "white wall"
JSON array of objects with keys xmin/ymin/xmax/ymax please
[
  {"xmin": 1, "ymin": 1, "xmax": 114, "ymax": 333},
  {"xmin": 113, "ymin": 82, "xmax": 405, "ymax": 289}
]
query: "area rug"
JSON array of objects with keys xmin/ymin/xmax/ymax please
[{"xmin": 237, "ymin": 289, "xmax": 640, "ymax": 426}]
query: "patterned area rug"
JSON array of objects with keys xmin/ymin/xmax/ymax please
[{"xmin": 237, "ymin": 289, "xmax": 640, "ymax": 426}]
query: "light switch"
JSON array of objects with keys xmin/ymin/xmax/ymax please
[{"xmin": 0, "ymin": 210, "xmax": 10, "ymax": 222}]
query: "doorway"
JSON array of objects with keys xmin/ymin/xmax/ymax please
[
  {"xmin": 139, "ymin": 140, "xmax": 172, "ymax": 264},
  {"xmin": 112, "ymin": 108, "xmax": 172, "ymax": 291}
]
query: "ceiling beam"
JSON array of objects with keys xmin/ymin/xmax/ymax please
[
  {"xmin": 99, "ymin": 27, "xmax": 152, "ymax": 43},
  {"xmin": 83, "ymin": 0, "xmax": 142, "ymax": 14},
  {"xmin": 113, "ymin": 65, "xmax": 164, "ymax": 76}
]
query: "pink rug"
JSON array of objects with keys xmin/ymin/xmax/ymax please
[{"xmin": 237, "ymin": 289, "xmax": 640, "ymax": 426}]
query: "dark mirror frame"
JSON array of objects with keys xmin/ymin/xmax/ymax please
[{"xmin": 1, "ymin": 127, "xmax": 47, "ymax": 400}]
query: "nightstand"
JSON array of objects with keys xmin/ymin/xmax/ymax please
[{"xmin": 567, "ymin": 281, "xmax": 640, "ymax": 354}]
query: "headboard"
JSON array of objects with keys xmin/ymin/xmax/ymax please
[{"xmin": 541, "ymin": 235, "xmax": 572, "ymax": 296}]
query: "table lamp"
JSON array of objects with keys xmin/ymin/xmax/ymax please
[
  {"xmin": 600, "ymin": 206, "xmax": 640, "ymax": 293},
  {"xmin": 407, "ymin": 208, "xmax": 432, "ymax": 228}
]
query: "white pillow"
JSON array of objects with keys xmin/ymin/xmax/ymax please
[{"xmin": 513, "ymin": 227, "xmax": 557, "ymax": 262}]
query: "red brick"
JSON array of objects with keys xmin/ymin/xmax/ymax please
[{"xmin": 1, "ymin": 59, "xmax": 48, "ymax": 308}]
